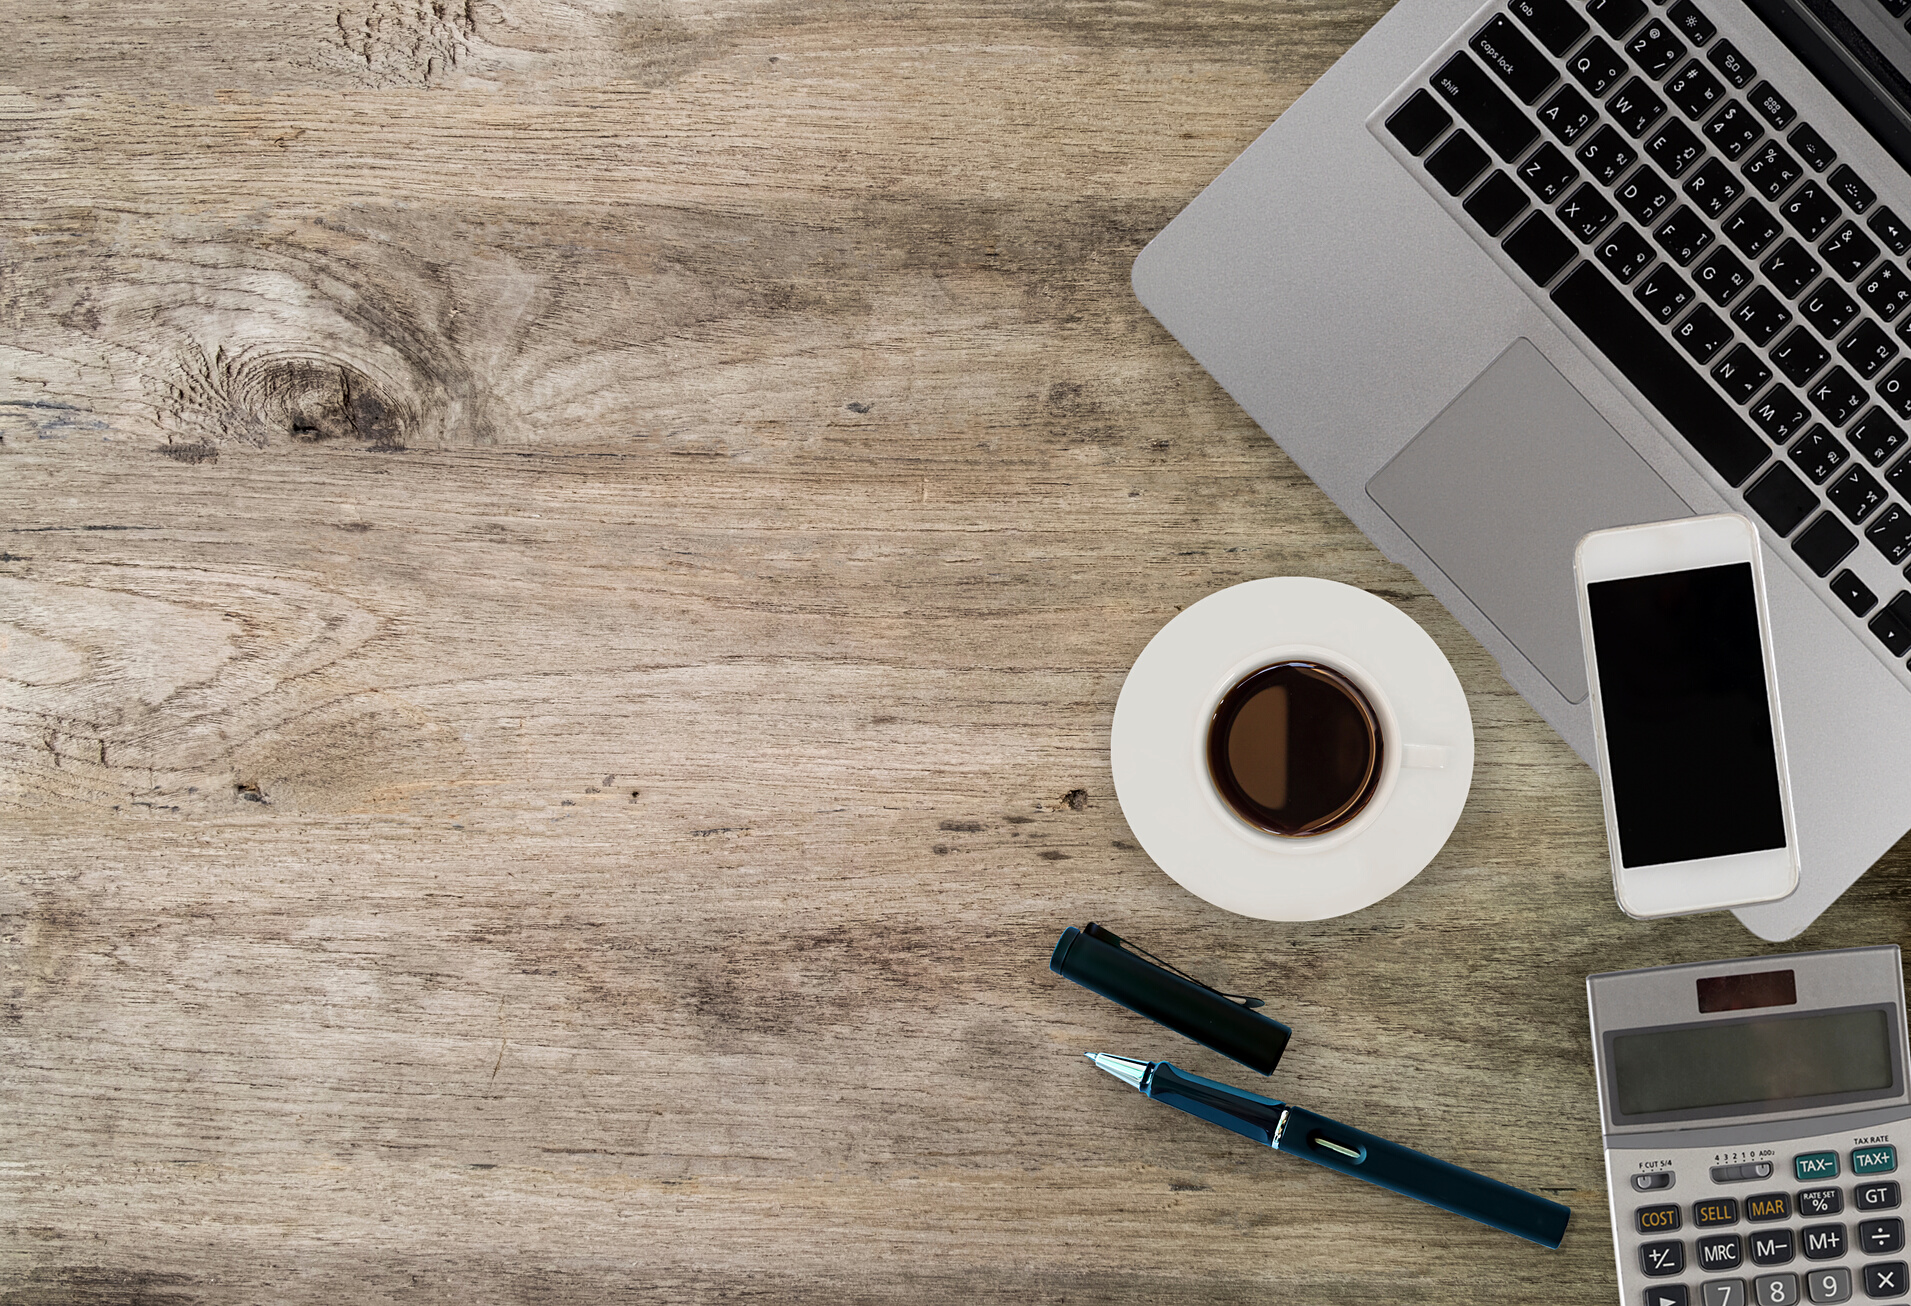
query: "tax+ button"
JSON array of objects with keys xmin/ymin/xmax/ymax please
[
  {"xmin": 1796, "ymin": 1151, "xmax": 1841, "ymax": 1181},
  {"xmin": 1853, "ymin": 1144, "xmax": 1897, "ymax": 1175}
]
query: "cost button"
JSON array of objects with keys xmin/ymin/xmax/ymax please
[
  {"xmin": 1853, "ymin": 1144, "xmax": 1897, "ymax": 1175},
  {"xmin": 1637, "ymin": 1203, "xmax": 1683, "ymax": 1233},
  {"xmin": 1796, "ymin": 1151, "xmax": 1841, "ymax": 1181}
]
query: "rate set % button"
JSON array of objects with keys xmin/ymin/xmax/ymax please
[{"xmin": 1853, "ymin": 1145, "xmax": 1898, "ymax": 1176}]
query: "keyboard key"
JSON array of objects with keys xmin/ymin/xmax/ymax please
[
  {"xmin": 1724, "ymin": 198, "xmax": 1784, "ymax": 256},
  {"xmin": 1867, "ymin": 503, "xmax": 1911, "ymax": 563},
  {"xmin": 1807, "ymin": 364, "xmax": 1867, "ymax": 425},
  {"xmin": 1541, "ymin": 84, "xmax": 1599, "ymax": 144},
  {"xmin": 1699, "ymin": 1233, "xmax": 1745, "ymax": 1272},
  {"xmin": 1858, "ymin": 262, "xmax": 1911, "ymax": 321},
  {"xmin": 1803, "ymin": 1266, "xmax": 1851, "ymax": 1303},
  {"xmin": 1642, "ymin": 1239, "xmax": 1686, "ymax": 1276},
  {"xmin": 1831, "ymin": 568, "xmax": 1878, "ymax": 615},
  {"xmin": 1863, "ymin": 1263, "xmax": 1909, "ymax": 1301},
  {"xmin": 1610, "ymin": 77, "xmax": 1670, "ymax": 137},
  {"xmin": 1656, "ymin": 204, "xmax": 1714, "ymax": 264},
  {"xmin": 1879, "ymin": 359, "xmax": 1911, "ymax": 419},
  {"xmin": 1790, "ymin": 425, "xmax": 1850, "ymax": 482},
  {"xmin": 1618, "ymin": 164, "xmax": 1677, "ymax": 224},
  {"xmin": 1848, "ymin": 407, "xmax": 1909, "ymax": 464},
  {"xmin": 1637, "ymin": 262, "xmax": 1696, "ymax": 321},
  {"xmin": 1551, "ymin": 262, "xmax": 1772, "ymax": 483},
  {"xmin": 1432, "ymin": 53, "xmax": 1543, "ymax": 161},
  {"xmin": 1838, "ymin": 319, "xmax": 1896, "ymax": 379},
  {"xmin": 1385, "ymin": 90, "xmax": 1454, "ymax": 157},
  {"xmin": 1579, "ymin": 125, "xmax": 1636, "ymax": 184},
  {"xmin": 1753, "ymin": 385, "xmax": 1813, "ymax": 441},
  {"xmin": 1714, "ymin": 342, "xmax": 1771, "ymax": 399},
  {"xmin": 1503, "ymin": 211, "xmax": 1579, "ymax": 283},
  {"xmin": 1520, "ymin": 142, "xmax": 1580, "ymax": 202},
  {"xmin": 1683, "ymin": 157, "xmax": 1742, "ymax": 216},
  {"xmin": 1709, "ymin": 38, "xmax": 1756, "ymax": 88},
  {"xmin": 1650, "ymin": 118, "xmax": 1706, "ymax": 177},
  {"xmin": 1560, "ymin": 183, "xmax": 1618, "ymax": 240},
  {"xmin": 1465, "ymin": 170, "xmax": 1531, "ymax": 236},
  {"xmin": 1428, "ymin": 131, "xmax": 1491, "ymax": 194},
  {"xmin": 1801, "ymin": 280, "xmax": 1860, "ymax": 337},
  {"xmin": 1668, "ymin": 0, "xmax": 1715, "ymax": 43},
  {"xmin": 1696, "ymin": 246, "xmax": 1753, "ymax": 303},
  {"xmin": 1797, "ymin": 513, "xmax": 1860, "ymax": 574},
  {"xmin": 1666, "ymin": 60, "xmax": 1725, "ymax": 118},
  {"xmin": 1706, "ymin": 101, "xmax": 1765, "ymax": 161},
  {"xmin": 1629, "ymin": 19, "xmax": 1689, "ymax": 78},
  {"xmin": 1748, "ymin": 1194, "xmax": 1793, "ymax": 1223},
  {"xmin": 1781, "ymin": 181, "xmax": 1842, "ymax": 241},
  {"xmin": 1828, "ymin": 164, "xmax": 1876, "ymax": 213},
  {"xmin": 1857, "ymin": 1180, "xmax": 1904, "ymax": 1209},
  {"xmin": 1597, "ymin": 222, "xmax": 1657, "ymax": 281},
  {"xmin": 1791, "ymin": 123, "xmax": 1836, "ymax": 171},
  {"xmin": 1569, "ymin": 37, "xmax": 1629, "ymax": 96},
  {"xmin": 1891, "ymin": 452, "xmax": 1911, "ymax": 497},
  {"xmin": 1741, "ymin": 139, "xmax": 1802, "ymax": 200},
  {"xmin": 1828, "ymin": 464, "xmax": 1887, "ymax": 521},
  {"xmin": 1872, "ymin": 591, "xmax": 1911, "ymax": 652},
  {"xmin": 1675, "ymin": 303, "xmax": 1733, "ymax": 360},
  {"xmin": 1474, "ymin": 14, "xmax": 1561, "ymax": 104},
  {"xmin": 1587, "ymin": 0, "xmax": 1648, "ymax": 38},
  {"xmin": 1746, "ymin": 462, "xmax": 1820, "ymax": 534},
  {"xmin": 1734, "ymin": 287, "xmax": 1795, "ymax": 346},
  {"xmin": 1820, "ymin": 220, "xmax": 1880, "ymax": 281},
  {"xmin": 1870, "ymin": 205, "xmax": 1911, "ymax": 255},
  {"xmin": 1751, "ymin": 82, "xmax": 1797, "ymax": 128},
  {"xmin": 1511, "ymin": 0, "xmax": 1591, "ymax": 55},
  {"xmin": 1772, "ymin": 326, "xmax": 1831, "ymax": 385},
  {"xmin": 1860, "ymin": 1216, "xmax": 1905, "ymax": 1254},
  {"xmin": 1763, "ymin": 239, "xmax": 1822, "ymax": 298}
]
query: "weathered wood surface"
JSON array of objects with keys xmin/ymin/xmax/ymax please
[{"xmin": 7, "ymin": 1, "xmax": 1911, "ymax": 1301}]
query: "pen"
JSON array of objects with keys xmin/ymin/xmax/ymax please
[{"xmin": 1088, "ymin": 1053, "xmax": 1571, "ymax": 1249}]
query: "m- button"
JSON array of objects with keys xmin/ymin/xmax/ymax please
[{"xmin": 1795, "ymin": 1151, "xmax": 1840, "ymax": 1182}]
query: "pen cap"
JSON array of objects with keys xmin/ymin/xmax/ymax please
[{"xmin": 1050, "ymin": 924, "xmax": 1291, "ymax": 1075}]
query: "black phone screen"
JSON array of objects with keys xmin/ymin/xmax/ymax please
[{"xmin": 1587, "ymin": 561, "xmax": 1788, "ymax": 868}]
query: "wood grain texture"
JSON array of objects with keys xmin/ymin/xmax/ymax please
[{"xmin": 7, "ymin": 1, "xmax": 1911, "ymax": 1302}]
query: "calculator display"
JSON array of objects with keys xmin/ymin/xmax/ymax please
[{"xmin": 1610, "ymin": 1006, "xmax": 1898, "ymax": 1122}]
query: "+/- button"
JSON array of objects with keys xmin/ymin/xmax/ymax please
[
  {"xmin": 1852, "ymin": 1144, "xmax": 1897, "ymax": 1175},
  {"xmin": 1795, "ymin": 1151, "xmax": 1840, "ymax": 1182}
]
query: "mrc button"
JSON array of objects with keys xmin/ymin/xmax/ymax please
[
  {"xmin": 1637, "ymin": 1203, "xmax": 1682, "ymax": 1233},
  {"xmin": 1796, "ymin": 1151, "xmax": 1841, "ymax": 1181},
  {"xmin": 1853, "ymin": 1144, "xmax": 1898, "ymax": 1175}
]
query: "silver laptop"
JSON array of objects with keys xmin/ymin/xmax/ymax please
[{"xmin": 1134, "ymin": 0, "xmax": 1911, "ymax": 938}]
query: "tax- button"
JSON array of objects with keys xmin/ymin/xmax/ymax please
[
  {"xmin": 1852, "ymin": 1144, "xmax": 1897, "ymax": 1175},
  {"xmin": 1638, "ymin": 1203, "xmax": 1683, "ymax": 1233},
  {"xmin": 1796, "ymin": 1151, "xmax": 1840, "ymax": 1181},
  {"xmin": 1695, "ymin": 1197, "xmax": 1740, "ymax": 1226}
]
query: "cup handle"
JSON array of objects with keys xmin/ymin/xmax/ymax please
[{"xmin": 1402, "ymin": 744, "xmax": 1449, "ymax": 770}]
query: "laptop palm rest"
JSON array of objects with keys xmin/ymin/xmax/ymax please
[{"xmin": 1366, "ymin": 339, "xmax": 1695, "ymax": 704}]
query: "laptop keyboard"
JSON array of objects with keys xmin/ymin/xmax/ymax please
[{"xmin": 1369, "ymin": 0, "xmax": 1911, "ymax": 683}]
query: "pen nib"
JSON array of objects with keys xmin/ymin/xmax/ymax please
[{"xmin": 1087, "ymin": 1053, "xmax": 1151, "ymax": 1090}]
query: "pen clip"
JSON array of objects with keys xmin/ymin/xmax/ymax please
[{"xmin": 1082, "ymin": 922, "xmax": 1266, "ymax": 1009}]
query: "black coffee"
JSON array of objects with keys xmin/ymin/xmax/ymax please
[{"xmin": 1207, "ymin": 662, "xmax": 1383, "ymax": 836}]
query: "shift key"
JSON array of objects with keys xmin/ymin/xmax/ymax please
[{"xmin": 1432, "ymin": 52, "xmax": 1543, "ymax": 161}]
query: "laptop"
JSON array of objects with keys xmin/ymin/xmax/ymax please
[{"xmin": 1133, "ymin": 0, "xmax": 1911, "ymax": 939}]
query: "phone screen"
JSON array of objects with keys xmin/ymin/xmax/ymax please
[{"xmin": 1587, "ymin": 561, "xmax": 1787, "ymax": 868}]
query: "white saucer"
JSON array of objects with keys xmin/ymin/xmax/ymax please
[{"xmin": 1110, "ymin": 577, "xmax": 1474, "ymax": 921}]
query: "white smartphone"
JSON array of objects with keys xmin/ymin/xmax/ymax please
[{"xmin": 1574, "ymin": 513, "xmax": 1799, "ymax": 919}]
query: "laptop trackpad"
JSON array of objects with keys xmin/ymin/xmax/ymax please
[{"xmin": 1365, "ymin": 338, "xmax": 1694, "ymax": 704}]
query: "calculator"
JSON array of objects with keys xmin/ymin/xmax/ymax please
[{"xmin": 1590, "ymin": 947, "xmax": 1911, "ymax": 1306}]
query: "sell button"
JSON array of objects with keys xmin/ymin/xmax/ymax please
[
  {"xmin": 1853, "ymin": 1145, "xmax": 1898, "ymax": 1176},
  {"xmin": 1796, "ymin": 1151, "xmax": 1841, "ymax": 1181}
]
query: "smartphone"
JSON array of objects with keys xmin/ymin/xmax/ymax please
[{"xmin": 1574, "ymin": 513, "xmax": 1799, "ymax": 919}]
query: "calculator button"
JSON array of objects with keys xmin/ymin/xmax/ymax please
[
  {"xmin": 1804, "ymin": 1267, "xmax": 1851, "ymax": 1303},
  {"xmin": 1802, "ymin": 1224, "xmax": 1848, "ymax": 1260},
  {"xmin": 1643, "ymin": 1204, "xmax": 1687, "ymax": 1233},
  {"xmin": 1701, "ymin": 1235, "xmax": 1747, "ymax": 1272},
  {"xmin": 1646, "ymin": 1241, "xmax": 1689, "ymax": 1276},
  {"xmin": 1751, "ymin": 1228, "xmax": 1796, "ymax": 1265},
  {"xmin": 1637, "ymin": 1171, "xmax": 1678, "ymax": 1192},
  {"xmin": 1697, "ymin": 1198, "xmax": 1743, "ymax": 1227},
  {"xmin": 1749, "ymin": 1193, "xmax": 1793, "ymax": 1222},
  {"xmin": 1702, "ymin": 1281, "xmax": 1747, "ymax": 1306},
  {"xmin": 1859, "ymin": 1217, "xmax": 1905, "ymax": 1254},
  {"xmin": 1755, "ymin": 1272, "xmax": 1800, "ymax": 1306},
  {"xmin": 1800, "ymin": 1187, "xmax": 1846, "ymax": 1216},
  {"xmin": 1852, "ymin": 1145, "xmax": 1897, "ymax": 1176},
  {"xmin": 1648, "ymin": 1287, "xmax": 1692, "ymax": 1306},
  {"xmin": 1719, "ymin": 1162, "xmax": 1781, "ymax": 1184},
  {"xmin": 1863, "ymin": 1261, "xmax": 1908, "ymax": 1298},
  {"xmin": 1855, "ymin": 1180, "xmax": 1900, "ymax": 1210},
  {"xmin": 1797, "ymin": 1149, "xmax": 1843, "ymax": 1181}
]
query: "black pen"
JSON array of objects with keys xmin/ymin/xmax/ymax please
[{"xmin": 1088, "ymin": 1054, "xmax": 1570, "ymax": 1249}]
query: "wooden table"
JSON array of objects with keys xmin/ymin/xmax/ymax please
[{"xmin": 7, "ymin": 1, "xmax": 1911, "ymax": 1300}]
